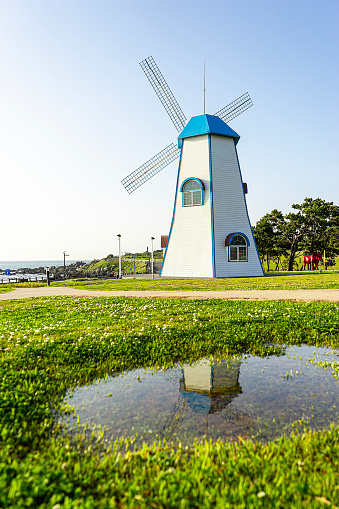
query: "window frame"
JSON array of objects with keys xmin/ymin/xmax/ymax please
[
  {"xmin": 225, "ymin": 233, "xmax": 249, "ymax": 262},
  {"xmin": 180, "ymin": 178, "xmax": 204, "ymax": 207}
]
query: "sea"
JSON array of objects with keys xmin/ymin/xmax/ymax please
[
  {"xmin": 0, "ymin": 260, "xmax": 91, "ymax": 276},
  {"xmin": 0, "ymin": 260, "xmax": 91, "ymax": 271}
]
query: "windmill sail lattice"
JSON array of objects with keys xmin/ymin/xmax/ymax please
[
  {"xmin": 121, "ymin": 57, "xmax": 254, "ymax": 194},
  {"xmin": 121, "ymin": 143, "xmax": 180, "ymax": 194},
  {"xmin": 140, "ymin": 56, "xmax": 187, "ymax": 132},
  {"xmin": 214, "ymin": 92, "xmax": 253, "ymax": 123}
]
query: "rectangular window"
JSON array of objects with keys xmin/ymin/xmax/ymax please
[
  {"xmin": 230, "ymin": 247, "xmax": 238, "ymax": 261},
  {"xmin": 239, "ymin": 246, "xmax": 247, "ymax": 261},
  {"xmin": 183, "ymin": 192, "xmax": 192, "ymax": 206},
  {"xmin": 192, "ymin": 190, "xmax": 202, "ymax": 205}
]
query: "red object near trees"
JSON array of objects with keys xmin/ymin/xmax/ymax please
[{"xmin": 302, "ymin": 253, "xmax": 323, "ymax": 270}]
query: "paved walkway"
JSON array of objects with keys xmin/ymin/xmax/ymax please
[{"xmin": 0, "ymin": 286, "xmax": 338, "ymax": 302}]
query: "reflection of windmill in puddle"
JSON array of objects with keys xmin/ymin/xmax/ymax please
[{"xmin": 161, "ymin": 358, "xmax": 253, "ymax": 441}]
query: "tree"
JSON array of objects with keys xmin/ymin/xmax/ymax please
[
  {"xmin": 280, "ymin": 209, "xmax": 306, "ymax": 271},
  {"xmin": 325, "ymin": 226, "xmax": 339, "ymax": 266},
  {"xmin": 280, "ymin": 198, "xmax": 339, "ymax": 271},
  {"xmin": 254, "ymin": 198, "xmax": 339, "ymax": 271},
  {"xmin": 297, "ymin": 198, "xmax": 339, "ymax": 266},
  {"xmin": 253, "ymin": 210, "xmax": 287, "ymax": 271}
]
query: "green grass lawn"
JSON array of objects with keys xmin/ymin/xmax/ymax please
[
  {"xmin": 0, "ymin": 282, "xmax": 46, "ymax": 294},
  {"xmin": 51, "ymin": 271, "xmax": 339, "ymax": 291},
  {"xmin": 0, "ymin": 287, "xmax": 14, "ymax": 294},
  {"xmin": 1, "ymin": 296, "xmax": 339, "ymax": 507}
]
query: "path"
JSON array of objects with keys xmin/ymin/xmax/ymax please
[{"xmin": 0, "ymin": 286, "xmax": 338, "ymax": 302}]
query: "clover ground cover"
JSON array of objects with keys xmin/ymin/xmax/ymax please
[{"xmin": 1, "ymin": 297, "xmax": 339, "ymax": 507}]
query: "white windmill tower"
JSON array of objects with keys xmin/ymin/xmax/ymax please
[
  {"xmin": 159, "ymin": 358, "xmax": 251, "ymax": 442},
  {"xmin": 121, "ymin": 57, "xmax": 264, "ymax": 278}
]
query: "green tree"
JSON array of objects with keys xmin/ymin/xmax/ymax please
[
  {"xmin": 280, "ymin": 209, "xmax": 306, "ymax": 271},
  {"xmin": 254, "ymin": 198, "xmax": 339, "ymax": 271},
  {"xmin": 297, "ymin": 198, "xmax": 339, "ymax": 266},
  {"xmin": 253, "ymin": 210, "xmax": 287, "ymax": 271}
]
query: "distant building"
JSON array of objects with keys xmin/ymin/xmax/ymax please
[{"xmin": 107, "ymin": 256, "xmax": 119, "ymax": 263}]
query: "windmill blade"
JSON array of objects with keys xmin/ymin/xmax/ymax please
[
  {"xmin": 121, "ymin": 143, "xmax": 180, "ymax": 194},
  {"xmin": 215, "ymin": 92, "xmax": 253, "ymax": 123},
  {"xmin": 159, "ymin": 394, "xmax": 188, "ymax": 441},
  {"xmin": 140, "ymin": 56, "xmax": 187, "ymax": 133}
]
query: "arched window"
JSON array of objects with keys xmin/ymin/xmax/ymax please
[
  {"xmin": 180, "ymin": 178, "xmax": 204, "ymax": 207},
  {"xmin": 225, "ymin": 233, "xmax": 249, "ymax": 262}
]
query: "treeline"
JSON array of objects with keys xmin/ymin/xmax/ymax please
[{"xmin": 253, "ymin": 198, "xmax": 339, "ymax": 271}]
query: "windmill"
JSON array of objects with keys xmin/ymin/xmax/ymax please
[
  {"xmin": 159, "ymin": 357, "xmax": 254, "ymax": 442},
  {"xmin": 121, "ymin": 56, "xmax": 264, "ymax": 278}
]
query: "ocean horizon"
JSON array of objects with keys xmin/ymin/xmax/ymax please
[{"xmin": 0, "ymin": 260, "xmax": 91, "ymax": 271}]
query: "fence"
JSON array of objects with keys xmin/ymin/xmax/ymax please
[{"xmin": 0, "ymin": 276, "xmax": 48, "ymax": 284}]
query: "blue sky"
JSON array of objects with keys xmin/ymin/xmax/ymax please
[{"xmin": 1, "ymin": 0, "xmax": 338, "ymax": 260}]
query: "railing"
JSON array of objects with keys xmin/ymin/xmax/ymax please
[{"xmin": 0, "ymin": 276, "xmax": 49, "ymax": 284}]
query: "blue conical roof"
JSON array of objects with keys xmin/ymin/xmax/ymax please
[{"xmin": 178, "ymin": 114, "xmax": 240, "ymax": 145}]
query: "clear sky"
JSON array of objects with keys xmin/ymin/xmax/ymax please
[{"xmin": 1, "ymin": 0, "xmax": 338, "ymax": 260}]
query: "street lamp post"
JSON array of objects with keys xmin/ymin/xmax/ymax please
[
  {"xmin": 151, "ymin": 237, "xmax": 155, "ymax": 279},
  {"xmin": 117, "ymin": 234, "xmax": 122, "ymax": 279},
  {"xmin": 63, "ymin": 251, "xmax": 69, "ymax": 280},
  {"xmin": 45, "ymin": 267, "xmax": 50, "ymax": 286}
]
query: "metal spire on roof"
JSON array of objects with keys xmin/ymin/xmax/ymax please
[{"xmin": 204, "ymin": 61, "xmax": 206, "ymax": 115}]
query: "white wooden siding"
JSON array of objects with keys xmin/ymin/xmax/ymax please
[
  {"xmin": 161, "ymin": 132, "xmax": 264, "ymax": 279},
  {"xmin": 210, "ymin": 135, "xmax": 264, "ymax": 277},
  {"xmin": 161, "ymin": 135, "xmax": 213, "ymax": 277}
]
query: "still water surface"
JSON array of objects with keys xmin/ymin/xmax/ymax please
[{"xmin": 62, "ymin": 345, "xmax": 339, "ymax": 445}]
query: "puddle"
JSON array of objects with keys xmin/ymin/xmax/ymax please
[{"xmin": 61, "ymin": 345, "xmax": 339, "ymax": 445}]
